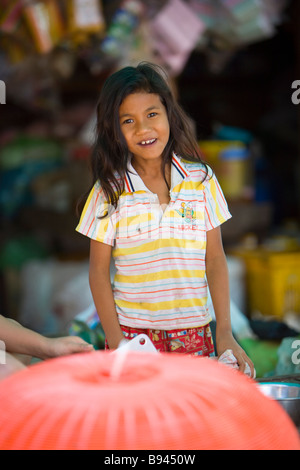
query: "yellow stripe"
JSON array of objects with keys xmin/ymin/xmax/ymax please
[
  {"xmin": 95, "ymin": 217, "xmax": 110, "ymax": 239},
  {"xmin": 115, "ymin": 269, "xmax": 205, "ymax": 283},
  {"xmin": 77, "ymin": 185, "xmax": 97, "ymax": 226},
  {"xmin": 183, "ymin": 179, "xmax": 204, "ymax": 191},
  {"xmin": 172, "ymin": 178, "xmax": 204, "ymax": 194},
  {"xmin": 207, "ymin": 177, "xmax": 223, "ymax": 223},
  {"xmin": 113, "ymin": 238, "xmax": 205, "ymax": 257},
  {"xmin": 116, "ymin": 296, "xmax": 207, "ymax": 311}
]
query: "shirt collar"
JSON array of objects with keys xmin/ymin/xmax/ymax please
[{"xmin": 124, "ymin": 152, "xmax": 190, "ymax": 193}]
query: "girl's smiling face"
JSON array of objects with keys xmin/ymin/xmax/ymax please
[{"xmin": 119, "ymin": 92, "xmax": 170, "ymax": 164}]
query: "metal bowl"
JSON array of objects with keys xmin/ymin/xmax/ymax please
[{"xmin": 258, "ymin": 383, "xmax": 300, "ymax": 429}]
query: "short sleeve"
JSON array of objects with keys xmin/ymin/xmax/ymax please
[
  {"xmin": 204, "ymin": 170, "xmax": 232, "ymax": 231},
  {"xmin": 76, "ymin": 182, "xmax": 118, "ymax": 246}
]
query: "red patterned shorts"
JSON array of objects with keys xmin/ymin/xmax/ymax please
[{"xmin": 106, "ymin": 324, "xmax": 215, "ymax": 356}]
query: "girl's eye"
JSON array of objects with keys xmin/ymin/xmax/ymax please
[
  {"xmin": 148, "ymin": 112, "xmax": 157, "ymax": 118},
  {"xmin": 123, "ymin": 118, "xmax": 134, "ymax": 124}
]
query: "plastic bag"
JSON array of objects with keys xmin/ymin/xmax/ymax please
[{"xmin": 69, "ymin": 304, "xmax": 105, "ymax": 350}]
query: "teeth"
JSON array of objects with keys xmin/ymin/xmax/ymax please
[{"xmin": 141, "ymin": 139, "xmax": 156, "ymax": 145}]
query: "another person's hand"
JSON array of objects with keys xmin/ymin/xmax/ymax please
[{"xmin": 43, "ymin": 336, "xmax": 94, "ymax": 359}]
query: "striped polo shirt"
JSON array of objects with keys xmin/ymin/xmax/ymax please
[{"xmin": 76, "ymin": 153, "xmax": 231, "ymax": 330}]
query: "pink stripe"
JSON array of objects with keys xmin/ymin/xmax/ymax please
[
  {"xmin": 115, "ymin": 256, "xmax": 204, "ymax": 268},
  {"xmin": 205, "ymin": 206, "xmax": 213, "ymax": 230},
  {"xmin": 118, "ymin": 312, "xmax": 208, "ymax": 325},
  {"xmin": 215, "ymin": 177, "xmax": 227, "ymax": 205},
  {"xmin": 82, "ymin": 191, "xmax": 100, "ymax": 235},
  {"xmin": 119, "ymin": 292, "xmax": 204, "ymax": 303},
  {"xmin": 188, "ymin": 167, "xmax": 207, "ymax": 176},
  {"xmin": 116, "ymin": 285, "xmax": 206, "ymax": 295}
]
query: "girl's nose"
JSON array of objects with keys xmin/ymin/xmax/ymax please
[{"xmin": 135, "ymin": 119, "xmax": 151, "ymax": 135}]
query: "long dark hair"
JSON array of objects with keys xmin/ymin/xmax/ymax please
[{"xmin": 85, "ymin": 62, "xmax": 208, "ymax": 212}]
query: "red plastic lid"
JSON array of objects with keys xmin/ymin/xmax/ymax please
[{"xmin": 0, "ymin": 351, "xmax": 299, "ymax": 450}]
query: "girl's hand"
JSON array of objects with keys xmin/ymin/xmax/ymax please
[{"xmin": 216, "ymin": 330, "xmax": 255, "ymax": 378}]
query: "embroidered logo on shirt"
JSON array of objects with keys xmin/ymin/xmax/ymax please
[
  {"xmin": 176, "ymin": 202, "xmax": 195, "ymax": 224},
  {"xmin": 175, "ymin": 202, "xmax": 198, "ymax": 231}
]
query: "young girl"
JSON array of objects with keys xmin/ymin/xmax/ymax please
[{"xmin": 76, "ymin": 62, "xmax": 254, "ymax": 376}]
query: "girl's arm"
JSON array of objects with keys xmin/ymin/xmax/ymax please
[
  {"xmin": 205, "ymin": 226, "xmax": 255, "ymax": 376},
  {"xmin": 89, "ymin": 239, "xmax": 125, "ymax": 349}
]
